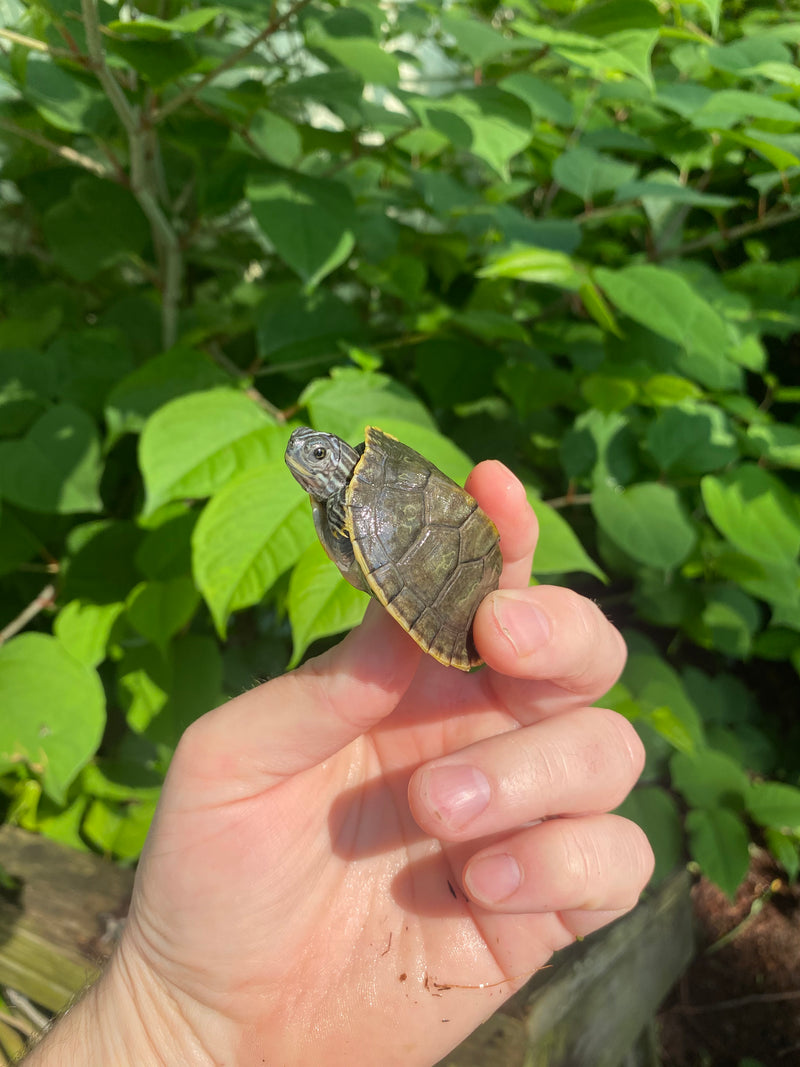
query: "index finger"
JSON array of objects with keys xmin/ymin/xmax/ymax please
[{"xmin": 465, "ymin": 460, "xmax": 537, "ymax": 591}]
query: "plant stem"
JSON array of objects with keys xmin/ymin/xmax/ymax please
[{"xmin": 81, "ymin": 0, "xmax": 182, "ymax": 349}]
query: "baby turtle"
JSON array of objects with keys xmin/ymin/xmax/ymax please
[{"xmin": 285, "ymin": 425, "xmax": 502, "ymax": 670}]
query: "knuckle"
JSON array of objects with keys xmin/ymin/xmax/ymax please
[
  {"xmin": 559, "ymin": 823, "xmax": 598, "ymax": 904},
  {"xmin": 596, "ymin": 708, "xmax": 647, "ymax": 783},
  {"xmin": 553, "ymin": 594, "xmax": 626, "ymax": 697}
]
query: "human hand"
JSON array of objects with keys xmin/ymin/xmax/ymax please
[{"xmin": 28, "ymin": 462, "xmax": 652, "ymax": 1067}]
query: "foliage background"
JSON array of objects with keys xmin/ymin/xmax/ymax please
[{"xmin": 1, "ymin": 0, "xmax": 799, "ymax": 900}]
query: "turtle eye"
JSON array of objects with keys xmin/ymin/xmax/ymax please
[{"xmin": 313, "ymin": 446, "xmax": 327, "ymax": 460}]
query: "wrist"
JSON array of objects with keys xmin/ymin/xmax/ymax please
[{"xmin": 24, "ymin": 938, "xmax": 215, "ymax": 1067}]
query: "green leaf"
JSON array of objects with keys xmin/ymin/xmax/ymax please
[
  {"xmin": 300, "ymin": 367, "xmax": 437, "ymax": 443},
  {"xmin": 62, "ymin": 520, "xmax": 143, "ymax": 604},
  {"xmin": 670, "ymin": 749, "xmax": 749, "ymax": 810},
  {"xmin": 479, "ymin": 246, "xmax": 584, "ymax": 290},
  {"xmin": 287, "ymin": 541, "xmax": 370, "ymax": 667},
  {"xmin": 0, "ymin": 404, "xmax": 103, "ymax": 514},
  {"xmin": 552, "ymin": 146, "xmax": 638, "ymax": 202},
  {"xmin": 640, "ymin": 375, "xmax": 703, "ymax": 406},
  {"xmin": 23, "ymin": 54, "xmax": 110, "ymax": 133},
  {"xmin": 580, "ymin": 374, "xmax": 638, "ymax": 414},
  {"xmin": 147, "ymin": 635, "xmax": 224, "ymax": 748},
  {"xmin": 623, "ymin": 633, "xmax": 705, "ymax": 755},
  {"xmin": 255, "ymin": 282, "xmax": 364, "ymax": 363},
  {"xmin": 126, "ymin": 577, "xmax": 200, "ymax": 649},
  {"xmin": 0, "ymin": 349, "xmax": 54, "ymax": 436},
  {"xmin": 694, "ymin": 0, "xmax": 721, "ymax": 32},
  {"xmin": 109, "ymin": 8, "xmax": 221, "ymax": 39},
  {"xmin": 47, "ymin": 329, "xmax": 135, "ymax": 418},
  {"xmin": 746, "ymin": 423, "xmax": 800, "ymax": 469},
  {"xmin": 139, "ymin": 389, "xmax": 284, "ymax": 515},
  {"xmin": 567, "ymin": 0, "xmax": 662, "ymax": 37},
  {"xmin": 686, "ymin": 807, "xmax": 750, "ymax": 899},
  {"xmin": 592, "ymin": 483, "xmax": 697, "ymax": 569},
  {"xmin": 117, "ymin": 644, "xmax": 171, "ymax": 734},
  {"xmin": 701, "ymin": 465, "xmax": 800, "ymax": 565},
  {"xmin": 192, "ymin": 462, "xmax": 317, "ymax": 635},
  {"xmin": 529, "ymin": 492, "xmax": 606, "ymax": 581},
  {"xmin": 306, "ymin": 12, "xmax": 398, "ymax": 84},
  {"xmin": 646, "ymin": 401, "xmax": 738, "ymax": 474},
  {"xmin": 54, "ymin": 600, "xmax": 125, "ymax": 669},
  {"xmin": 247, "ymin": 172, "xmax": 356, "ymax": 289},
  {"xmin": 42, "ymin": 178, "xmax": 150, "ymax": 282},
  {"xmin": 763, "ymin": 828, "xmax": 800, "ymax": 881},
  {"xmin": 242, "ymin": 111, "xmax": 302, "ymax": 167},
  {"xmin": 440, "ymin": 13, "xmax": 521, "ymax": 66},
  {"xmin": 746, "ymin": 781, "xmax": 800, "ymax": 832},
  {"xmin": 0, "ymin": 509, "xmax": 40, "ymax": 578},
  {"xmin": 595, "ymin": 265, "xmax": 731, "ymax": 379},
  {"xmin": 691, "ymin": 90, "xmax": 800, "ymax": 131},
  {"xmin": 615, "ymin": 786, "xmax": 684, "ymax": 885},
  {"xmin": 83, "ymin": 795, "xmax": 157, "ymax": 861},
  {"xmin": 516, "ymin": 22, "xmax": 657, "ymax": 86},
  {"xmin": 105, "ymin": 346, "xmax": 230, "ymax": 442},
  {"xmin": 408, "ymin": 88, "xmax": 533, "ymax": 180},
  {"xmin": 499, "ymin": 73, "xmax": 574, "ymax": 125},
  {"xmin": 648, "ymin": 705, "xmax": 700, "ymax": 756},
  {"xmin": 725, "ymin": 129, "xmax": 800, "ymax": 171},
  {"xmin": 614, "ymin": 177, "xmax": 737, "ymax": 210},
  {"xmin": 0, "ymin": 634, "xmax": 105, "ymax": 804}
]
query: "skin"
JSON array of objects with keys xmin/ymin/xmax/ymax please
[{"xmin": 26, "ymin": 461, "xmax": 652, "ymax": 1067}]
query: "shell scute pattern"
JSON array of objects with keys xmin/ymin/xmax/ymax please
[{"xmin": 346, "ymin": 427, "xmax": 502, "ymax": 670}]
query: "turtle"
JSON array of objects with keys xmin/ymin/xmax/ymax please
[{"xmin": 284, "ymin": 425, "xmax": 502, "ymax": 670}]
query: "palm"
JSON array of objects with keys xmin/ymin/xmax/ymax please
[{"xmin": 131, "ymin": 650, "xmax": 556, "ymax": 1067}]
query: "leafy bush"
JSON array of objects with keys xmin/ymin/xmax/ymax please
[{"xmin": 0, "ymin": 0, "xmax": 799, "ymax": 897}]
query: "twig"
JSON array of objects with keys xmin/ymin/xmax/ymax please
[
  {"xmin": 0, "ymin": 585, "xmax": 56, "ymax": 645},
  {"xmin": 151, "ymin": 0, "xmax": 316, "ymax": 125},
  {"xmin": 0, "ymin": 118, "xmax": 109, "ymax": 177},
  {"xmin": 544, "ymin": 492, "xmax": 593, "ymax": 509},
  {"xmin": 0, "ymin": 27, "xmax": 71, "ymax": 57}
]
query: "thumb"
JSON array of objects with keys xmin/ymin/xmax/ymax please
[{"xmin": 168, "ymin": 603, "xmax": 420, "ymax": 801}]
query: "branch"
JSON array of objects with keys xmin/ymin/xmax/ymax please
[
  {"xmin": 0, "ymin": 117, "xmax": 109, "ymax": 177},
  {"xmin": 80, "ymin": 0, "xmax": 137, "ymax": 134},
  {"xmin": 667, "ymin": 205, "xmax": 800, "ymax": 259},
  {"xmin": 81, "ymin": 0, "xmax": 182, "ymax": 348},
  {"xmin": 0, "ymin": 585, "xmax": 56, "ymax": 645},
  {"xmin": 151, "ymin": 0, "xmax": 316, "ymax": 124}
]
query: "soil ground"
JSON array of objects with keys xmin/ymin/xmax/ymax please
[{"xmin": 658, "ymin": 850, "xmax": 800, "ymax": 1066}]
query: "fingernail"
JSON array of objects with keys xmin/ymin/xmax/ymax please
[
  {"xmin": 492, "ymin": 591, "xmax": 551, "ymax": 656},
  {"xmin": 465, "ymin": 854, "xmax": 522, "ymax": 904},
  {"xmin": 421, "ymin": 765, "xmax": 491, "ymax": 830}
]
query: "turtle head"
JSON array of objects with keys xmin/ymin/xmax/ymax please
[{"xmin": 285, "ymin": 427, "xmax": 360, "ymax": 502}]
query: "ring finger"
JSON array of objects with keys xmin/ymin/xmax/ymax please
[{"xmin": 461, "ymin": 813, "xmax": 654, "ymax": 916}]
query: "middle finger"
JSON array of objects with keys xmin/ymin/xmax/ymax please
[{"xmin": 408, "ymin": 706, "xmax": 644, "ymax": 842}]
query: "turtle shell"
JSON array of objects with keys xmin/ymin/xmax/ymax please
[{"xmin": 345, "ymin": 427, "xmax": 502, "ymax": 671}]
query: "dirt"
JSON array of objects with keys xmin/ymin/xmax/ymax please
[{"xmin": 658, "ymin": 850, "xmax": 800, "ymax": 1066}]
